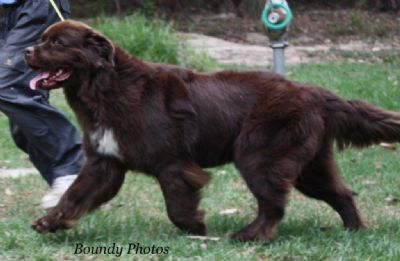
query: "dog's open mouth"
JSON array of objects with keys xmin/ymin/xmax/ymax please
[{"xmin": 30, "ymin": 69, "xmax": 71, "ymax": 90}]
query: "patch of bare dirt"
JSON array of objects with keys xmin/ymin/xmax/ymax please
[
  {"xmin": 183, "ymin": 32, "xmax": 399, "ymax": 66},
  {"xmin": 175, "ymin": 8, "xmax": 400, "ymax": 66}
]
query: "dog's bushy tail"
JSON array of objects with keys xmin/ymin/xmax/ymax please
[{"xmin": 325, "ymin": 92, "xmax": 400, "ymax": 149}]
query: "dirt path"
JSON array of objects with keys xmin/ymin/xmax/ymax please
[{"xmin": 183, "ymin": 32, "xmax": 399, "ymax": 66}]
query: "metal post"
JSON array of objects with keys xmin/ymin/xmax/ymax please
[
  {"xmin": 261, "ymin": 0, "xmax": 292, "ymax": 76},
  {"xmin": 271, "ymin": 41, "xmax": 288, "ymax": 75}
]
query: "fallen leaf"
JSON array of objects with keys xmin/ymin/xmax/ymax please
[
  {"xmin": 187, "ymin": 236, "xmax": 220, "ymax": 241},
  {"xmin": 21, "ymin": 192, "xmax": 32, "ymax": 197},
  {"xmin": 380, "ymin": 143, "xmax": 396, "ymax": 150},
  {"xmin": 219, "ymin": 208, "xmax": 238, "ymax": 215},
  {"xmin": 200, "ymin": 243, "xmax": 208, "ymax": 249},
  {"xmin": 362, "ymin": 179, "xmax": 376, "ymax": 185},
  {"xmin": 385, "ymin": 196, "xmax": 399, "ymax": 204}
]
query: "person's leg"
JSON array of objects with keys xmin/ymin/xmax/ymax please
[
  {"xmin": 9, "ymin": 121, "xmax": 66, "ymax": 184},
  {"xmin": 9, "ymin": 121, "xmax": 53, "ymax": 182},
  {"xmin": 0, "ymin": 66, "xmax": 84, "ymax": 206}
]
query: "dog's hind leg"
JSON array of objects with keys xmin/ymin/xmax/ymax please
[
  {"xmin": 231, "ymin": 98, "xmax": 323, "ymax": 242},
  {"xmin": 232, "ymin": 151, "xmax": 302, "ymax": 242},
  {"xmin": 157, "ymin": 163, "xmax": 210, "ymax": 236},
  {"xmin": 31, "ymin": 157, "xmax": 127, "ymax": 233},
  {"xmin": 231, "ymin": 132, "xmax": 320, "ymax": 242},
  {"xmin": 295, "ymin": 143, "xmax": 366, "ymax": 230}
]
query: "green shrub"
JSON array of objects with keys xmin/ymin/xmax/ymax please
[
  {"xmin": 139, "ymin": 0, "xmax": 157, "ymax": 17},
  {"xmin": 349, "ymin": 11, "xmax": 364, "ymax": 30},
  {"xmin": 90, "ymin": 14, "xmax": 217, "ymax": 71}
]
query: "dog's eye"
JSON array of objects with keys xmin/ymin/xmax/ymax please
[{"xmin": 51, "ymin": 39, "xmax": 62, "ymax": 46}]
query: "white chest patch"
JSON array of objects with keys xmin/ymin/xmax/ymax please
[{"xmin": 90, "ymin": 127, "xmax": 123, "ymax": 160}]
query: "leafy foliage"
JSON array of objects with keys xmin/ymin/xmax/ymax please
[{"xmin": 90, "ymin": 14, "xmax": 217, "ymax": 71}]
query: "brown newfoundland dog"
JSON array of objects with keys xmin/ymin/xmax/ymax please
[{"xmin": 25, "ymin": 20, "xmax": 400, "ymax": 242}]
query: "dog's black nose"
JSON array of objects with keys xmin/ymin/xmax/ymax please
[{"xmin": 24, "ymin": 46, "xmax": 34, "ymax": 56}]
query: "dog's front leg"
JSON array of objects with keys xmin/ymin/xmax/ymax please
[
  {"xmin": 158, "ymin": 163, "xmax": 210, "ymax": 235},
  {"xmin": 31, "ymin": 157, "xmax": 126, "ymax": 233}
]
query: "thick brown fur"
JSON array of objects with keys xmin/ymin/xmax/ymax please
[{"xmin": 25, "ymin": 20, "xmax": 400, "ymax": 242}]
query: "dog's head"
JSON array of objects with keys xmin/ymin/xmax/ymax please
[{"xmin": 25, "ymin": 20, "xmax": 115, "ymax": 90}]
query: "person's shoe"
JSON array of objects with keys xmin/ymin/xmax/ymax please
[{"xmin": 41, "ymin": 175, "xmax": 78, "ymax": 209}]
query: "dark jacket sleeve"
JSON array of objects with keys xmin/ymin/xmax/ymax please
[
  {"xmin": 3, "ymin": 2, "xmax": 48, "ymax": 50},
  {"xmin": 0, "ymin": 0, "xmax": 70, "ymax": 72}
]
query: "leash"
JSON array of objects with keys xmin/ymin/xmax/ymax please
[{"xmin": 48, "ymin": 0, "xmax": 65, "ymax": 21}]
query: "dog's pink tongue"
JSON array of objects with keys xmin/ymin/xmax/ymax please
[{"xmin": 29, "ymin": 72, "xmax": 49, "ymax": 90}]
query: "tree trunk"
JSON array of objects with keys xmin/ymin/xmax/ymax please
[{"xmin": 114, "ymin": 0, "xmax": 121, "ymax": 15}]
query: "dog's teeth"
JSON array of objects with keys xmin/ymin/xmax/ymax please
[{"xmin": 56, "ymin": 69, "xmax": 63, "ymax": 76}]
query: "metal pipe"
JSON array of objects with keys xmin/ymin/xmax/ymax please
[
  {"xmin": 270, "ymin": 41, "xmax": 288, "ymax": 75},
  {"xmin": 273, "ymin": 47, "xmax": 285, "ymax": 75}
]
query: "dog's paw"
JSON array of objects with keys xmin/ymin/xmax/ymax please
[
  {"xmin": 31, "ymin": 212, "xmax": 75, "ymax": 234},
  {"xmin": 230, "ymin": 225, "xmax": 277, "ymax": 243},
  {"xmin": 231, "ymin": 231, "xmax": 272, "ymax": 243},
  {"xmin": 346, "ymin": 222, "xmax": 368, "ymax": 231},
  {"xmin": 186, "ymin": 222, "xmax": 207, "ymax": 236}
]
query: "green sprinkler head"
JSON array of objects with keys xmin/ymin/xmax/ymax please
[{"xmin": 262, "ymin": 1, "xmax": 293, "ymax": 31}]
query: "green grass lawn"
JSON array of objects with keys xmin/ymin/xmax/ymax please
[
  {"xmin": 0, "ymin": 14, "xmax": 399, "ymax": 260},
  {"xmin": 0, "ymin": 61, "xmax": 399, "ymax": 261}
]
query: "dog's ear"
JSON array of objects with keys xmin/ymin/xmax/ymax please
[{"xmin": 85, "ymin": 31, "xmax": 115, "ymax": 67}]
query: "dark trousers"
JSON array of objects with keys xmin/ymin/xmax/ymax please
[
  {"xmin": 0, "ymin": 0, "xmax": 83, "ymax": 185},
  {"xmin": 0, "ymin": 65, "xmax": 84, "ymax": 185}
]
